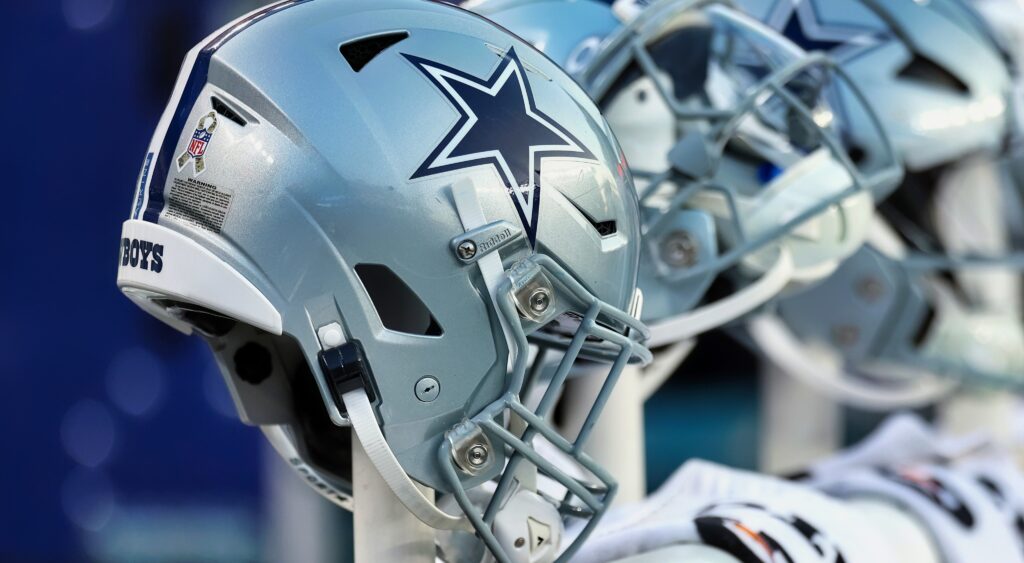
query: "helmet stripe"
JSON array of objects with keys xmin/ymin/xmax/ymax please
[{"xmin": 140, "ymin": 0, "xmax": 313, "ymax": 224}]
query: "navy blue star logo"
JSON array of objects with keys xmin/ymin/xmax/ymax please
[
  {"xmin": 781, "ymin": 9, "xmax": 842, "ymax": 53},
  {"xmin": 759, "ymin": 1, "xmax": 889, "ymax": 59},
  {"xmin": 404, "ymin": 47, "xmax": 596, "ymax": 246}
]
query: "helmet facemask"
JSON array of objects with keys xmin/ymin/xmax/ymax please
[
  {"xmin": 733, "ymin": 0, "xmax": 1024, "ymax": 404},
  {"xmin": 581, "ymin": 2, "xmax": 899, "ymax": 347},
  {"xmin": 431, "ymin": 181, "xmax": 652, "ymax": 561}
]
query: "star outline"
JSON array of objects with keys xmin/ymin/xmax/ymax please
[{"xmin": 403, "ymin": 46, "xmax": 597, "ymax": 246}]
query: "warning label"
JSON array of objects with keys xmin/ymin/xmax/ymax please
[{"xmin": 166, "ymin": 177, "xmax": 233, "ymax": 234}]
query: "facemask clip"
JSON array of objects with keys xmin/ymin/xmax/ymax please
[{"xmin": 449, "ymin": 421, "xmax": 497, "ymax": 477}]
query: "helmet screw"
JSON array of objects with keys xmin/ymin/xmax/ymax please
[
  {"xmin": 457, "ymin": 240, "xmax": 477, "ymax": 260},
  {"xmin": 660, "ymin": 230, "xmax": 699, "ymax": 268},
  {"xmin": 529, "ymin": 288, "xmax": 551, "ymax": 314},
  {"xmin": 856, "ymin": 277, "xmax": 885, "ymax": 303},
  {"xmin": 514, "ymin": 538, "xmax": 526, "ymax": 548},
  {"xmin": 832, "ymin": 325, "xmax": 860, "ymax": 347},
  {"xmin": 467, "ymin": 444, "xmax": 489, "ymax": 468}
]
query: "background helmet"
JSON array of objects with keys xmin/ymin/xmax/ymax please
[
  {"xmin": 736, "ymin": 0, "xmax": 1024, "ymax": 407},
  {"xmin": 471, "ymin": 0, "xmax": 901, "ymax": 354},
  {"xmin": 117, "ymin": 0, "xmax": 650, "ymax": 559},
  {"xmin": 739, "ymin": 0, "xmax": 1011, "ymax": 175}
]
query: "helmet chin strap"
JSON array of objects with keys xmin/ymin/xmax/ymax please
[
  {"xmin": 646, "ymin": 245, "xmax": 793, "ymax": 348},
  {"xmin": 746, "ymin": 314, "xmax": 957, "ymax": 410},
  {"xmin": 260, "ymin": 425, "xmax": 354, "ymax": 510},
  {"xmin": 342, "ymin": 387, "xmax": 473, "ymax": 531}
]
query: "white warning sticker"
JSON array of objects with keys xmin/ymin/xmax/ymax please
[{"xmin": 165, "ymin": 177, "xmax": 233, "ymax": 234}]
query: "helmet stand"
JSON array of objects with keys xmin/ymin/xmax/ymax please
[
  {"xmin": 351, "ymin": 437, "xmax": 436, "ymax": 563},
  {"xmin": 562, "ymin": 364, "xmax": 648, "ymax": 505},
  {"xmin": 758, "ymin": 362, "xmax": 842, "ymax": 474}
]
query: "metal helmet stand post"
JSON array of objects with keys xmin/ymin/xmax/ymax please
[
  {"xmin": 352, "ymin": 437, "xmax": 436, "ymax": 563},
  {"xmin": 562, "ymin": 364, "xmax": 648, "ymax": 505},
  {"xmin": 758, "ymin": 362, "xmax": 841, "ymax": 474}
]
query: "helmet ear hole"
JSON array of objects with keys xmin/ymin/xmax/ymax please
[
  {"xmin": 151, "ymin": 298, "xmax": 237, "ymax": 337},
  {"xmin": 234, "ymin": 342, "xmax": 273, "ymax": 385},
  {"xmin": 355, "ymin": 264, "xmax": 443, "ymax": 336}
]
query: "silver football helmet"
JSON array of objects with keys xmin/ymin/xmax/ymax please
[
  {"xmin": 116, "ymin": 0, "xmax": 651, "ymax": 560},
  {"xmin": 737, "ymin": 0, "xmax": 1024, "ymax": 407},
  {"xmin": 471, "ymin": 0, "xmax": 901, "ymax": 357}
]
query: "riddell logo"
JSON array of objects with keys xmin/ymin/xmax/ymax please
[{"xmin": 121, "ymin": 238, "xmax": 164, "ymax": 273}]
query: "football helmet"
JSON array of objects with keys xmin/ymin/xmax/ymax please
[
  {"xmin": 117, "ymin": 0, "xmax": 651, "ymax": 560},
  {"xmin": 737, "ymin": 0, "xmax": 1024, "ymax": 407},
  {"xmin": 470, "ymin": 0, "xmax": 901, "ymax": 356}
]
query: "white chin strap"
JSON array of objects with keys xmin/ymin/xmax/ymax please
[
  {"xmin": 342, "ymin": 388, "xmax": 472, "ymax": 531},
  {"xmin": 647, "ymin": 245, "xmax": 793, "ymax": 348},
  {"xmin": 747, "ymin": 314, "xmax": 957, "ymax": 410},
  {"xmin": 745, "ymin": 217, "xmax": 959, "ymax": 410}
]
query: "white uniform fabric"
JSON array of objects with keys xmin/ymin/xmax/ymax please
[
  {"xmin": 812, "ymin": 463, "xmax": 1023, "ymax": 563},
  {"xmin": 806, "ymin": 413, "xmax": 986, "ymax": 477},
  {"xmin": 956, "ymin": 452, "xmax": 1024, "ymax": 555},
  {"xmin": 805, "ymin": 414, "xmax": 1024, "ymax": 563},
  {"xmin": 568, "ymin": 459, "xmax": 897, "ymax": 563}
]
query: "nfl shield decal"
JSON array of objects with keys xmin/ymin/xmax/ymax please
[{"xmin": 177, "ymin": 111, "xmax": 219, "ymax": 176}]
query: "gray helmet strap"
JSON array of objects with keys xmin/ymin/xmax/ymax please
[
  {"xmin": 452, "ymin": 179, "xmax": 520, "ymax": 356},
  {"xmin": 452, "ymin": 179, "xmax": 541, "ymax": 494}
]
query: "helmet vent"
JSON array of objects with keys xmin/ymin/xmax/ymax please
[
  {"xmin": 354, "ymin": 264, "xmax": 443, "ymax": 336},
  {"xmin": 912, "ymin": 303, "xmax": 938, "ymax": 347},
  {"xmin": 152, "ymin": 298, "xmax": 237, "ymax": 337},
  {"xmin": 897, "ymin": 55, "xmax": 969, "ymax": 95},
  {"xmin": 567, "ymin": 198, "xmax": 617, "ymax": 237},
  {"xmin": 211, "ymin": 96, "xmax": 247, "ymax": 127},
  {"xmin": 340, "ymin": 31, "xmax": 409, "ymax": 72}
]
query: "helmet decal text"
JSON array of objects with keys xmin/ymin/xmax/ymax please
[{"xmin": 120, "ymin": 237, "xmax": 164, "ymax": 273}]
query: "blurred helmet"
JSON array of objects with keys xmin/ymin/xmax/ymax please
[
  {"xmin": 736, "ymin": 0, "xmax": 1024, "ymax": 407},
  {"xmin": 739, "ymin": 0, "xmax": 1011, "ymax": 174},
  {"xmin": 117, "ymin": 0, "xmax": 651, "ymax": 559},
  {"xmin": 471, "ymin": 0, "xmax": 901, "ymax": 355}
]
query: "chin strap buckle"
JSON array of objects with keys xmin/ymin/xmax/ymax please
[{"xmin": 319, "ymin": 341, "xmax": 376, "ymax": 416}]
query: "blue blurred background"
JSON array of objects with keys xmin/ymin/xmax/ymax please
[{"xmin": 2, "ymin": 1, "xmax": 768, "ymax": 561}]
